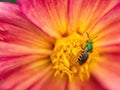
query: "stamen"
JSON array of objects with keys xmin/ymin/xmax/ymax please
[{"xmin": 50, "ymin": 33, "xmax": 99, "ymax": 82}]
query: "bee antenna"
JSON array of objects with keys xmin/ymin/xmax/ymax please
[
  {"xmin": 91, "ymin": 36, "xmax": 98, "ymax": 41},
  {"xmin": 86, "ymin": 32, "xmax": 98, "ymax": 41},
  {"xmin": 86, "ymin": 32, "xmax": 90, "ymax": 39}
]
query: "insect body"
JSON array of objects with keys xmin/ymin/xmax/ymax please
[
  {"xmin": 78, "ymin": 33, "xmax": 97, "ymax": 65},
  {"xmin": 78, "ymin": 50, "xmax": 89, "ymax": 65}
]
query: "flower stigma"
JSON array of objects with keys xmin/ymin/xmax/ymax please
[{"xmin": 50, "ymin": 33, "xmax": 100, "ymax": 82}]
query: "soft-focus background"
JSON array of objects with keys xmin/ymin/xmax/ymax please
[{"xmin": 0, "ymin": 0, "xmax": 16, "ymax": 3}]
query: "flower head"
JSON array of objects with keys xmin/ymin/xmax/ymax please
[{"xmin": 0, "ymin": 0, "xmax": 120, "ymax": 90}]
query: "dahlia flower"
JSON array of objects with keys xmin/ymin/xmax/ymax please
[{"xmin": 0, "ymin": 0, "xmax": 120, "ymax": 90}]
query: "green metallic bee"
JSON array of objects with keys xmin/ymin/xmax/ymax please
[{"xmin": 78, "ymin": 33, "xmax": 97, "ymax": 65}]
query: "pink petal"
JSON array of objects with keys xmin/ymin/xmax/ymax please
[
  {"xmin": 101, "ymin": 52, "xmax": 120, "ymax": 63},
  {"xmin": 66, "ymin": 77, "xmax": 106, "ymax": 90},
  {"xmin": 68, "ymin": 0, "xmax": 120, "ymax": 33},
  {"xmin": 93, "ymin": 37, "xmax": 120, "ymax": 89},
  {"xmin": 0, "ymin": 3, "xmax": 55, "ymax": 89},
  {"xmin": 0, "ymin": 22, "xmax": 52, "ymax": 54},
  {"xmin": 0, "ymin": 58, "xmax": 51, "ymax": 90},
  {"xmin": 91, "ymin": 2, "xmax": 120, "ymax": 47},
  {"xmin": 91, "ymin": 3, "xmax": 120, "ymax": 67},
  {"xmin": 34, "ymin": 76, "xmax": 66, "ymax": 90},
  {"xmin": 0, "ymin": 42, "xmax": 51, "ymax": 56},
  {"xmin": 93, "ymin": 60, "xmax": 120, "ymax": 90},
  {"xmin": 81, "ymin": 76, "xmax": 107, "ymax": 90},
  {"xmin": 0, "ymin": 2, "xmax": 54, "ymax": 50},
  {"xmin": 0, "ymin": 22, "xmax": 54, "ymax": 52},
  {"xmin": 66, "ymin": 81, "xmax": 83, "ymax": 90},
  {"xmin": 0, "ymin": 2, "xmax": 57, "ymax": 39},
  {"xmin": 0, "ymin": 42, "xmax": 51, "ymax": 75},
  {"xmin": 18, "ymin": 0, "xmax": 68, "ymax": 37},
  {"xmin": 98, "ymin": 44, "xmax": 120, "ymax": 61}
]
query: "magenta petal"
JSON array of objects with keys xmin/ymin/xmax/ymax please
[
  {"xmin": 0, "ymin": 3, "xmax": 54, "ymax": 89},
  {"xmin": 68, "ymin": 0, "xmax": 120, "ymax": 33},
  {"xmin": 0, "ymin": 2, "xmax": 57, "ymax": 38},
  {"xmin": 35, "ymin": 77, "xmax": 66, "ymax": 90},
  {"xmin": 0, "ymin": 61, "xmax": 51, "ymax": 90},
  {"xmin": 18, "ymin": 0, "xmax": 68, "ymax": 37},
  {"xmin": 91, "ymin": 2, "xmax": 120, "ymax": 47},
  {"xmin": 93, "ymin": 45, "xmax": 120, "ymax": 90},
  {"xmin": 81, "ymin": 76, "xmax": 107, "ymax": 90},
  {"xmin": 0, "ymin": 21, "xmax": 54, "ymax": 50},
  {"xmin": 66, "ymin": 77, "xmax": 106, "ymax": 90},
  {"xmin": 93, "ymin": 63, "xmax": 120, "ymax": 90},
  {"xmin": 0, "ymin": 2, "xmax": 54, "ymax": 50}
]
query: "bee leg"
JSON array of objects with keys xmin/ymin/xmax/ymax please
[
  {"xmin": 90, "ymin": 50, "xmax": 93, "ymax": 53},
  {"xmin": 80, "ymin": 46, "xmax": 84, "ymax": 50}
]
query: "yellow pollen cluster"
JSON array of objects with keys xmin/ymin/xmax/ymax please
[{"xmin": 50, "ymin": 33, "xmax": 99, "ymax": 82}]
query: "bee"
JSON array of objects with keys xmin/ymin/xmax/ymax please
[
  {"xmin": 78, "ymin": 50, "xmax": 88, "ymax": 65},
  {"xmin": 78, "ymin": 33, "xmax": 97, "ymax": 65}
]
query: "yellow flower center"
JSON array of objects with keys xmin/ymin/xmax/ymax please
[{"xmin": 50, "ymin": 33, "xmax": 99, "ymax": 82}]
